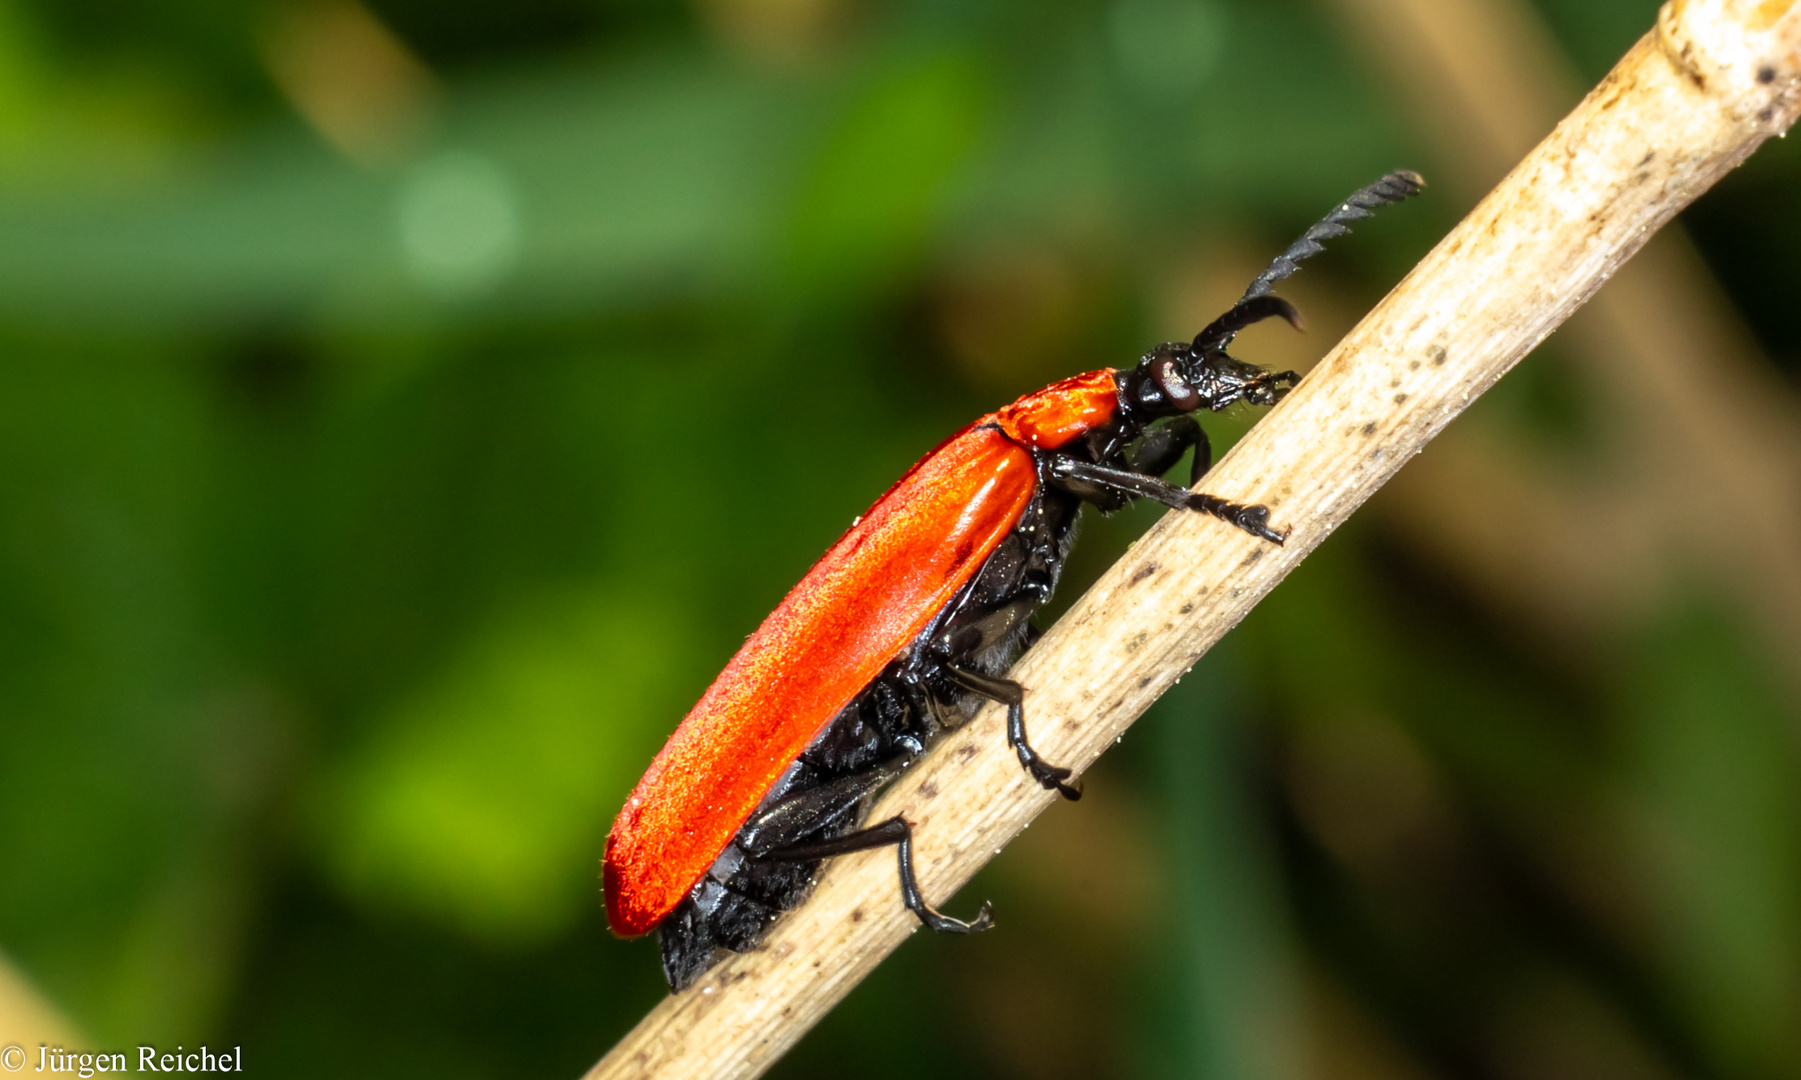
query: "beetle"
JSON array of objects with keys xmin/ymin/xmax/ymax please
[{"xmin": 605, "ymin": 171, "xmax": 1424, "ymax": 991}]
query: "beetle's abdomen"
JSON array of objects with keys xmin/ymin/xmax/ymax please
[
  {"xmin": 990, "ymin": 369, "xmax": 1121, "ymax": 450},
  {"xmin": 604, "ymin": 425, "xmax": 1038, "ymax": 937}
]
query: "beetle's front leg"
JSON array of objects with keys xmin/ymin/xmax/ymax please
[{"xmin": 1048, "ymin": 457, "xmax": 1286, "ymax": 544}]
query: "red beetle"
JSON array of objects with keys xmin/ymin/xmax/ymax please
[{"xmin": 606, "ymin": 171, "xmax": 1424, "ymax": 990}]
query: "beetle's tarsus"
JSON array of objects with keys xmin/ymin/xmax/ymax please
[
  {"xmin": 944, "ymin": 663, "xmax": 1079, "ymax": 799},
  {"xmin": 896, "ymin": 826, "xmax": 992, "ymax": 933},
  {"xmin": 1236, "ymin": 504, "xmax": 1287, "ymax": 545},
  {"xmin": 918, "ymin": 899, "xmax": 994, "ymax": 935},
  {"xmin": 1020, "ymin": 750, "xmax": 1082, "ymax": 801},
  {"xmin": 1183, "ymin": 493, "xmax": 1285, "ymax": 544}
]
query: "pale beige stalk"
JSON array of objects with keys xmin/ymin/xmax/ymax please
[
  {"xmin": 586, "ymin": 3, "xmax": 1801, "ymax": 1077},
  {"xmin": 1329, "ymin": 0, "xmax": 1801, "ymax": 685}
]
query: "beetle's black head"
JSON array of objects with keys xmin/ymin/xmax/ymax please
[
  {"xmin": 1122, "ymin": 304, "xmax": 1301, "ymax": 419},
  {"xmin": 1188, "ymin": 347, "xmax": 1299, "ymax": 409}
]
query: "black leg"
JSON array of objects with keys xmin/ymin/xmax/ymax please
[
  {"xmin": 1128, "ymin": 416, "xmax": 1214, "ymax": 487},
  {"xmin": 760, "ymin": 816, "xmax": 993, "ymax": 933},
  {"xmin": 1128, "ymin": 416, "xmax": 1200, "ymax": 478},
  {"xmin": 945, "ymin": 662, "xmax": 1081, "ymax": 800},
  {"xmin": 1048, "ymin": 457, "xmax": 1285, "ymax": 544},
  {"xmin": 930, "ymin": 596, "xmax": 1038, "ymax": 660},
  {"xmin": 738, "ymin": 764, "xmax": 900, "ymax": 858},
  {"xmin": 1189, "ymin": 423, "xmax": 1214, "ymax": 487}
]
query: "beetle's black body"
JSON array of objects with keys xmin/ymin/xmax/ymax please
[{"xmin": 656, "ymin": 171, "xmax": 1424, "ymax": 991}]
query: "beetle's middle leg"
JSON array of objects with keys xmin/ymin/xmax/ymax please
[
  {"xmin": 1128, "ymin": 415, "xmax": 1215, "ymax": 486},
  {"xmin": 944, "ymin": 662, "xmax": 1081, "ymax": 801}
]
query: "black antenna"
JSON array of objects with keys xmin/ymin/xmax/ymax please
[{"xmin": 1194, "ymin": 170, "xmax": 1425, "ymax": 353}]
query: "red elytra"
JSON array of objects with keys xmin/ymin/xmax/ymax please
[{"xmin": 604, "ymin": 371, "xmax": 1120, "ymax": 937}]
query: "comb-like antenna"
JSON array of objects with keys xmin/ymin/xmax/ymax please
[
  {"xmin": 1194, "ymin": 170, "xmax": 1425, "ymax": 353},
  {"xmin": 1237, "ymin": 170, "xmax": 1424, "ymax": 305}
]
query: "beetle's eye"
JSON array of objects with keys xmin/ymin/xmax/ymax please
[{"xmin": 1152, "ymin": 355, "xmax": 1202, "ymax": 411}]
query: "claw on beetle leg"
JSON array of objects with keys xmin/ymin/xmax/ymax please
[{"xmin": 897, "ymin": 826, "xmax": 993, "ymax": 934}]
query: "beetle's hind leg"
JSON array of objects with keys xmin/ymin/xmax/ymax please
[
  {"xmin": 945, "ymin": 663, "xmax": 1082, "ymax": 800},
  {"xmin": 760, "ymin": 816, "xmax": 993, "ymax": 933}
]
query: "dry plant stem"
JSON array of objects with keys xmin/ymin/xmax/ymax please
[
  {"xmin": 1331, "ymin": 0, "xmax": 1801, "ymax": 685},
  {"xmin": 586, "ymin": 4, "xmax": 1801, "ymax": 1077}
]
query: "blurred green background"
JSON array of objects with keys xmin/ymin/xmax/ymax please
[{"xmin": 1, "ymin": 0, "xmax": 1799, "ymax": 1076}]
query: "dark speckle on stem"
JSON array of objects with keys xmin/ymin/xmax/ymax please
[
  {"xmin": 1362, "ymin": 422, "xmax": 1377, "ymax": 437},
  {"xmin": 1758, "ymin": 65, "xmax": 1777, "ymax": 84}
]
